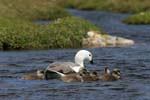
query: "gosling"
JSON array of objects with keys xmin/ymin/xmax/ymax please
[
  {"xmin": 21, "ymin": 70, "xmax": 44, "ymax": 80},
  {"xmin": 99, "ymin": 67, "xmax": 121, "ymax": 81},
  {"xmin": 50, "ymin": 69, "xmax": 99, "ymax": 82}
]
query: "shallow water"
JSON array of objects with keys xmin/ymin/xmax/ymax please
[{"xmin": 0, "ymin": 9, "xmax": 150, "ymax": 100}]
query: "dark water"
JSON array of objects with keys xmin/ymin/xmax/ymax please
[{"xmin": 0, "ymin": 9, "xmax": 150, "ymax": 100}]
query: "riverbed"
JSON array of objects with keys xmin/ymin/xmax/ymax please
[{"xmin": 0, "ymin": 9, "xmax": 150, "ymax": 100}]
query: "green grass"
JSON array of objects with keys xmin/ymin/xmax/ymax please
[
  {"xmin": 3, "ymin": 0, "xmax": 149, "ymax": 50},
  {"xmin": 0, "ymin": 17, "xmax": 104, "ymax": 50},
  {"xmin": 123, "ymin": 12, "xmax": 150, "ymax": 24},
  {"xmin": 102, "ymin": 0, "xmax": 150, "ymax": 13},
  {"xmin": 0, "ymin": 0, "xmax": 106, "ymax": 50},
  {"xmin": 0, "ymin": 0, "xmax": 70, "ymax": 21},
  {"xmin": 55, "ymin": 0, "xmax": 106, "ymax": 10},
  {"xmin": 56, "ymin": 0, "xmax": 150, "ymax": 13},
  {"xmin": 55, "ymin": 0, "xmax": 150, "ymax": 25}
]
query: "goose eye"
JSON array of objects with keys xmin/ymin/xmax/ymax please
[{"xmin": 89, "ymin": 54, "xmax": 91, "ymax": 56}]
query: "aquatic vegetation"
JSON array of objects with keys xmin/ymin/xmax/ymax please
[
  {"xmin": 0, "ymin": 17, "xmax": 103, "ymax": 50},
  {"xmin": 123, "ymin": 12, "xmax": 150, "ymax": 24}
]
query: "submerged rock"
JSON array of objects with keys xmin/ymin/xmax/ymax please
[{"xmin": 83, "ymin": 31, "xmax": 134, "ymax": 47}]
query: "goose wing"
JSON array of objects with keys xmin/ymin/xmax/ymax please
[{"xmin": 46, "ymin": 62, "xmax": 78, "ymax": 74}]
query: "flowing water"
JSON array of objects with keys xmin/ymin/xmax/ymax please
[{"xmin": 0, "ymin": 9, "xmax": 150, "ymax": 100}]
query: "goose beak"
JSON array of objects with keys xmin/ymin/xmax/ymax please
[{"xmin": 90, "ymin": 60, "xmax": 94, "ymax": 64}]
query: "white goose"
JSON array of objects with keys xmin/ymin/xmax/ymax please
[{"xmin": 44, "ymin": 50, "xmax": 94, "ymax": 79}]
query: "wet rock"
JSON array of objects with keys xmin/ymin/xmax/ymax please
[{"xmin": 83, "ymin": 31, "xmax": 134, "ymax": 47}]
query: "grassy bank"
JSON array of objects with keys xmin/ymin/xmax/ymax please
[
  {"xmin": 2, "ymin": 0, "xmax": 147, "ymax": 50},
  {"xmin": 0, "ymin": 0, "xmax": 70, "ymax": 21},
  {"xmin": 0, "ymin": 0, "xmax": 106, "ymax": 50},
  {"xmin": 0, "ymin": 17, "xmax": 103, "ymax": 50},
  {"xmin": 56, "ymin": 0, "xmax": 150, "ymax": 13},
  {"xmin": 55, "ymin": 0, "xmax": 150, "ymax": 24},
  {"xmin": 123, "ymin": 12, "xmax": 150, "ymax": 24}
]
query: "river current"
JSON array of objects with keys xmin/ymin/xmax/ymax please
[{"xmin": 0, "ymin": 9, "xmax": 150, "ymax": 100}]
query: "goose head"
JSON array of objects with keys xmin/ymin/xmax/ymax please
[
  {"xmin": 75, "ymin": 50, "xmax": 93, "ymax": 67},
  {"xmin": 37, "ymin": 70, "xmax": 45, "ymax": 77},
  {"xmin": 104, "ymin": 67, "xmax": 111, "ymax": 74}
]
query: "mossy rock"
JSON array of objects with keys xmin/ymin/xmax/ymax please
[{"xmin": 123, "ymin": 12, "xmax": 150, "ymax": 24}]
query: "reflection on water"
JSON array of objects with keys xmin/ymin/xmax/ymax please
[{"xmin": 0, "ymin": 9, "xmax": 150, "ymax": 100}]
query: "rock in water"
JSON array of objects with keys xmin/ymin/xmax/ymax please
[{"xmin": 83, "ymin": 31, "xmax": 134, "ymax": 47}]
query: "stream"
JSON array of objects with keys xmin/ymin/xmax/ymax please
[{"xmin": 0, "ymin": 9, "xmax": 150, "ymax": 100}]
